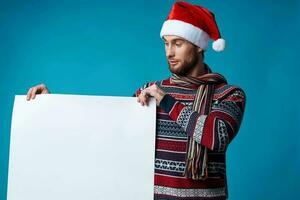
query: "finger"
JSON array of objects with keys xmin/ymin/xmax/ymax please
[
  {"xmin": 38, "ymin": 84, "xmax": 47, "ymax": 92},
  {"xmin": 144, "ymin": 90, "xmax": 151, "ymax": 106},
  {"xmin": 140, "ymin": 95, "xmax": 145, "ymax": 106},
  {"xmin": 137, "ymin": 97, "xmax": 143, "ymax": 105},
  {"xmin": 39, "ymin": 84, "xmax": 45, "ymax": 89},
  {"xmin": 41, "ymin": 88, "xmax": 49, "ymax": 94},
  {"xmin": 38, "ymin": 84, "xmax": 49, "ymax": 94},
  {"xmin": 139, "ymin": 96, "xmax": 145, "ymax": 106},
  {"xmin": 37, "ymin": 84, "xmax": 44, "ymax": 92},
  {"xmin": 138, "ymin": 97, "xmax": 144, "ymax": 106},
  {"xmin": 141, "ymin": 93, "xmax": 149, "ymax": 106},
  {"xmin": 31, "ymin": 87, "xmax": 38, "ymax": 99},
  {"xmin": 26, "ymin": 88, "xmax": 33, "ymax": 101},
  {"xmin": 138, "ymin": 96, "xmax": 146, "ymax": 106},
  {"xmin": 143, "ymin": 95, "xmax": 148, "ymax": 106},
  {"xmin": 138, "ymin": 92, "xmax": 144, "ymax": 105}
]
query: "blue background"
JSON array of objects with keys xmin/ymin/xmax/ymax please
[{"xmin": 0, "ymin": 0, "xmax": 299, "ymax": 199}]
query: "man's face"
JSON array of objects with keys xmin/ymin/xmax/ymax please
[{"xmin": 163, "ymin": 35, "xmax": 200, "ymax": 76}]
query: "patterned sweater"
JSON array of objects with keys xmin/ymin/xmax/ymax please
[{"xmin": 135, "ymin": 77, "xmax": 246, "ymax": 200}]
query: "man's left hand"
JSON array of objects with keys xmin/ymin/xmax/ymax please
[{"xmin": 137, "ymin": 84, "xmax": 166, "ymax": 106}]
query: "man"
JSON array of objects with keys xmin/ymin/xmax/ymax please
[{"xmin": 27, "ymin": 1, "xmax": 246, "ymax": 199}]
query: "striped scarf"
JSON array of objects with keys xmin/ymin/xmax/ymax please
[{"xmin": 171, "ymin": 64, "xmax": 227, "ymax": 180}]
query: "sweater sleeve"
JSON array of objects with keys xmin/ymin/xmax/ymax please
[{"xmin": 159, "ymin": 87, "xmax": 246, "ymax": 152}]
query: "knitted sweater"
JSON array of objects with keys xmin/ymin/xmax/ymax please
[{"xmin": 135, "ymin": 77, "xmax": 246, "ymax": 200}]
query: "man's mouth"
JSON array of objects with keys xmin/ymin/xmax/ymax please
[{"xmin": 169, "ymin": 60, "xmax": 179, "ymax": 65}]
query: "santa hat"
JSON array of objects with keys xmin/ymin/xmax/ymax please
[{"xmin": 160, "ymin": 1, "xmax": 225, "ymax": 52}]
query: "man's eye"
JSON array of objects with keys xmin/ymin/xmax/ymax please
[{"xmin": 175, "ymin": 43, "xmax": 182, "ymax": 47}]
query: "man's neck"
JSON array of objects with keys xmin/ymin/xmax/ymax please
[{"xmin": 188, "ymin": 61, "xmax": 207, "ymax": 77}]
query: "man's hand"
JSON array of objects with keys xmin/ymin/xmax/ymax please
[
  {"xmin": 26, "ymin": 84, "xmax": 50, "ymax": 101},
  {"xmin": 137, "ymin": 84, "xmax": 165, "ymax": 106}
]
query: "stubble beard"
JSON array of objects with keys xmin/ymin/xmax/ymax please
[{"xmin": 168, "ymin": 51, "xmax": 199, "ymax": 76}]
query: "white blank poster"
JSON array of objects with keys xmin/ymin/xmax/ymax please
[{"xmin": 8, "ymin": 94, "xmax": 156, "ymax": 200}]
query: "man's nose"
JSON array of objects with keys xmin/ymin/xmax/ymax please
[{"xmin": 166, "ymin": 45, "xmax": 175, "ymax": 58}]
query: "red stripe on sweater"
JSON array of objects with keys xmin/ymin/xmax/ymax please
[
  {"xmin": 169, "ymin": 102, "xmax": 185, "ymax": 121},
  {"xmin": 154, "ymin": 174, "xmax": 226, "ymax": 189},
  {"xmin": 170, "ymin": 93, "xmax": 195, "ymax": 100},
  {"xmin": 156, "ymin": 139, "xmax": 187, "ymax": 152}
]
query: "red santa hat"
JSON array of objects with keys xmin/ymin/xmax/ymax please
[{"xmin": 160, "ymin": 1, "xmax": 225, "ymax": 52}]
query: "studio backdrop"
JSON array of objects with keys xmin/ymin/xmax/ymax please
[{"xmin": 0, "ymin": 0, "xmax": 299, "ymax": 199}]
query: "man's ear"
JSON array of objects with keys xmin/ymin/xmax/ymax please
[{"xmin": 197, "ymin": 47, "xmax": 204, "ymax": 53}]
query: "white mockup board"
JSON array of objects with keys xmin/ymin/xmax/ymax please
[{"xmin": 8, "ymin": 94, "xmax": 156, "ymax": 200}]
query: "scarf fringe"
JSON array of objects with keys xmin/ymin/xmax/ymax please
[{"xmin": 184, "ymin": 139, "xmax": 208, "ymax": 180}]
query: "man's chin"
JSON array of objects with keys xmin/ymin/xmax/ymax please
[
  {"xmin": 169, "ymin": 68, "xmax": 186, "ymax": 76},
  {"xmin": 169, "ymin": 64, "xmax": 182, "ymax": 75},
  {"xmin": 168, "ymin": 61, "xmax": 197, "ymax": 76}
]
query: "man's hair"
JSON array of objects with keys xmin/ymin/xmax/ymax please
[
  {"xmin": 201, "ymin": 50, "xmax": 205, "ymax": 60},
  {"xmin": 191, "ymin": 42, "xmax": 204, "ymax": 60}
]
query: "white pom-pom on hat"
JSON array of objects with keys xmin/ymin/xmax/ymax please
[{"xmin": 212, "ymin": 38, "xmax": 226, "ymax": 52}]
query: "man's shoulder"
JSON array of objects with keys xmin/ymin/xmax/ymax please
[{"xmin": 214, "ymin": 83, "xmax": 246, "ymax": 101}]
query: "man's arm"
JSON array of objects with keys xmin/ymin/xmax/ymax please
[
  {"xmin": 137, "ymin": 84, "xmax": 246, "ymax": 152},
  {"xmin": 159, "ymin": 87, "xmax": 245, "ymax": 152}
]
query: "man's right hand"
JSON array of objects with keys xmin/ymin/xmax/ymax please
[{"xmin": 26, "ymin": 84, "xmax": 50, "ymax": 101}]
